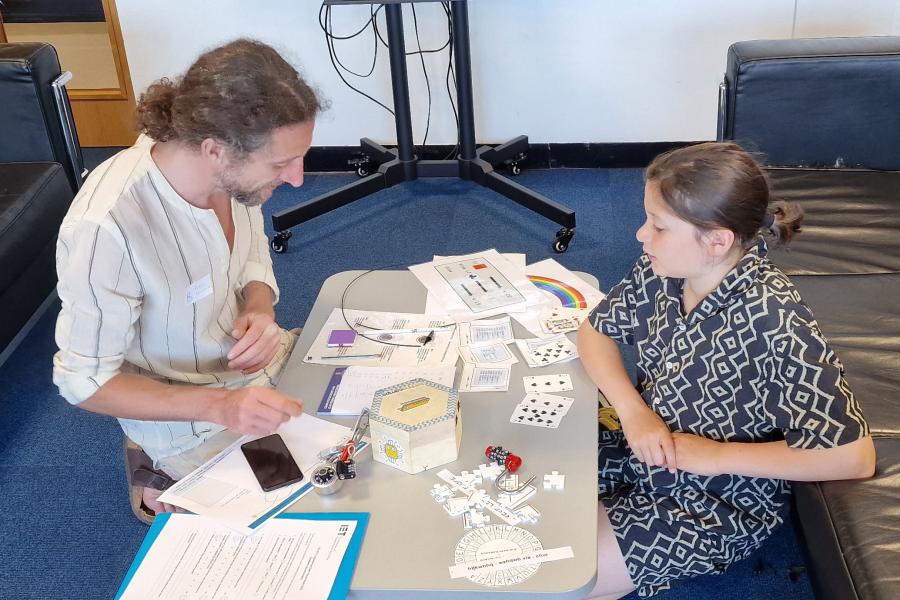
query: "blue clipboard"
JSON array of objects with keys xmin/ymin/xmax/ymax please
[{"xmin": 115, "ymin": 511, "xmax": 369, "ymax": 600}]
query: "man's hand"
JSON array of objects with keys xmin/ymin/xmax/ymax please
[
  {"xmin": 619, "ymin": 404, "xmax": 677, "ymax": 472},
  {"xmin": 228, "ymin": 310, "xmax": 281, "ymax": 373},
  {"xmin": 218, "ymin": 387, "xmax": 303, "ymax": 436},
  {"xmin": 671, "ymin": 432, "xmax": 726, "ymax": 476}
]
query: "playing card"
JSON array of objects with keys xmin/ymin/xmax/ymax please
[
  {"xmin": 510, "ymin": 393, "xmax": 574, "ymax": 428},
  {"xmin": 540, "ymin": 316, "xmax": 580, "ymax": 334},
  {"xmin": 539, "ymin": 306, "xmax": 590, "ymax": 334},
  {"xmin": 523, "ymin": 373, "xmax": 573, "ymax": 392},
  {"xmin": 515, "ymin": 335, "xmax": 579, "ymax": 367}
]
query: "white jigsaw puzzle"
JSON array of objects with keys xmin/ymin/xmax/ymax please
[
  {"xmin": 463, "ymin": 510, "xmax": 491, "ymax": 529},
  {"xmin": 517, "ymin": 504, "xmax": 541, "ymax": 523},
  {"xmin": 431, "ymin": 483, "xmax": 455, "ymax": 503},
  {"xmin": 459, "ymin": 470, "xmax": 483, "ymax": 486},
  {"xmin": 476, "ymin": 462, "xmax": 505, "ymax": 480},
  {"xmin": 444, "ymin": 496, "xmax": 471, "ymax": 516},
  {"xmin": 467, "ymin": 489, "xmax": 488, "ymax": 508},
  {"xmin": 543, "ymin": 470, "xmax": 565, "ymax": 490}
]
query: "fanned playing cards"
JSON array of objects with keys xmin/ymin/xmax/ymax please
[{"xmin": 514, "ymin": 335, "xmax": 579, "ymax": 368}]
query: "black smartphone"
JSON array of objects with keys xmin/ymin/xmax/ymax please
[{"xmin": 240, "ymin": 433, "xmax": 304, "ymax": 492}]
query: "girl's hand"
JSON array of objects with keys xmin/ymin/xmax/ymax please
[
  {"xmin": 671, "ymin": 432, "xmax": 726, "ymax": 476},
  {"xmin": 619, "ymin": 405, "xmax": 677, "ymax": 472}
]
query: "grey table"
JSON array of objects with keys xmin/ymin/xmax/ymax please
[{"xmin": 277, "ymin": 270, "xmax": 599, "ymax": 599}]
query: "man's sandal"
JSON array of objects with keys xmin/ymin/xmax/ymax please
[{"xmin": 124, "ymin": 436, "xmax": 175, "ymax": 525}]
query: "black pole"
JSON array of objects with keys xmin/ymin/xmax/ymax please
[
  {"xmin": 385, "ymin": 3, "xmax": 416, "ymax": 171},
  {"xmin": 451, "ymin": 0, "xmax": 477, "ymax": 163}
]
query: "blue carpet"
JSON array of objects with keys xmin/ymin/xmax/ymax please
[{"xmin": 0, "ymin": 168, "xmax": 814, "ymax": 599}]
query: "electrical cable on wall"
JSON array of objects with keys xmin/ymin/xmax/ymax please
[{"xmin": 320, "ymin": 1, "xmax": 460, "ymax": 154}]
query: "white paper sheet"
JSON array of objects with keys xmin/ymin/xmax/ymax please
[
  {"xmin": 118, "ymin": 514, "xmax": 356, "ymax": 600},
  {"xmin": 303, "ymin": 308, "xmax": 458, "ymax": 367},
  {"xmin": 159, "ymin": 414, "xmax": 359, "ymax": 535},
  {"xmin": 410, "ymin": 250, "xmax": 546, "ymax": 321},
  {"xmin": 425, "ymin": 254, "xmax": 526, "ymax": 315},
  {"xmin": 457, "ymin": 316, "xmax": 515, "ymax": 346},
  {"xmin": 458, "ymin": 342, "xmax": 518, "ymax": 366},
  {"xmin": 458, "ymin": 363, "xmax": 511, "ymax": 392},
  {"xmin": 330, "ymin": 365, "xmax": 457, "ymax": 415},
  {"xmin": 513, "ymin": 258, "xmax": 606, "ymax": 337}
]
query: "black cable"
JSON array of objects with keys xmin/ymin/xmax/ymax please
[
  {"xmin": 318, "ymin": 3, "xmax": 381, "ymax": 40},
  {"xmin": 410, "ymin": 3, "xmax": 432, "ymax": 147},
  {"xmin": 324, "ymin": 5, "xmax": 377, "ymax": 78},
  {"xmin": 339, "ymin": 265, "xmax": 456, "ymax": 348},
  {"xmin": 372, "ymin": 5, "xmax": 452, "ymax": 56},
  {"xmin": 319, "ymin": 2, "xmax": 394, "ymax": 116},
  {"xmin": 442, "ymin": 1, "xmax": 460, "ymax": 160}
]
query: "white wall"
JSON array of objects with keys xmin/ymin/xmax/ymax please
[{"xmin": 116, "ymin": 0, "xmax": 900, "ymax": 146}]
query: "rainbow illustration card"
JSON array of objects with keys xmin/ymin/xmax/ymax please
[{"xmin": 525, "ymin": 258, "xmax": 605, "ymax": 309}]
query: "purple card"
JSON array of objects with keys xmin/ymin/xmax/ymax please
[{"xmin": 328, "ymin": 329, "xmax": 357, "ymax": 347}]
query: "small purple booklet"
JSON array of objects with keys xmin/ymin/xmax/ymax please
[{"xmin": 328, "ymin": 329, "xmax": 357, "ymax": 347}]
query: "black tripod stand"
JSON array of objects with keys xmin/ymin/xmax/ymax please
[{"xmin": 271, "ymin": 0, "xmax": 576, "ymax": 253}]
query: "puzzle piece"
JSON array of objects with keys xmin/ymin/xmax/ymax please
[
  {"xmin": 516, "ymin": 504, "xmax": 541, "ymax": 523},
  {"xmin": 476, "ymin": 462, "xmax": 504, "ymax": 480},
  {"xmin": 444, "ymin": 496, "xmax": 470, "ymax": 516},
  {"xmin": 458, "ymin": 470, "xmax": 483, "ymax": 486},
  {"xmin": 466, "ymin": 488, "xmax": 488, "ymax": 509},
  {"xmin": 436, "ymin": 469, "xmax": 476, "ymax": 495},
  {"xmin": 543, "ymin": 471, "xmax": 565, "ymax": 490},
  {"xmin": 463, "ymin": 510, "xmax": 491, "ymax": 529},
  {"xmin": 430, "ymin": 483, "xmax": 454, "ymax": 503}
]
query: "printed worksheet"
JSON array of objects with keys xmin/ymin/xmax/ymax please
[
  {"xmin": 304, "ymin": 308, "xmax": 458, "ymax": 367},
  {"xmin": 458, "ymin": 363, "xmax": 511, "ymax": 392},
  {"xmin": 328, "ymin": 365, "xmax": 457, "ymax": 415},
  {"xmin": 118, "ymin": 514, "xmax": 358, "ymax": 600},
  {"xmin": 410, "ymin": 250, "xmax": 546, "ymax": 321},
  {"xmin": 458, "ymin": 316, "xmax": 515, "ymax": 346}
]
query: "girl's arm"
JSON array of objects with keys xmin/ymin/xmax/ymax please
[
  {"xmin": 576, "ymin": 321, "xmax": 646, "ymax": 417},
  {"xmin": 578, "ymin": 321, "xmax": 677, "ymax": 470},
  {"xmin": 673, "ymin": 433, "xmax": 877, "ymax": 480}
]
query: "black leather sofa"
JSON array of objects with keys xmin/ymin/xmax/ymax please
[
  {"xmin": 721, "ymin": 37, "xmax": 900, "ymax": 600},
  {"xmin": 0, "ymin": 43, "xmax": 83, "ymax": 361}
]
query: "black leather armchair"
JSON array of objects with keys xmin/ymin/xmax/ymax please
[
  {"xmin": 720, "ymin": 36, "xmax": 900, "ymax": 600},
  {"xmin": 0, "ymin": 42, "xmax": 83, "ymax": 361}
]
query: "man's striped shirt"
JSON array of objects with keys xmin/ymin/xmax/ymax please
[{"xmin": 53, "ymin": 138, "xmax": 295, "ymax": 461}]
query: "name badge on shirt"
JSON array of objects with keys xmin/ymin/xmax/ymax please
[{"xmin": 185, "ymin": 274, "xmax": 213, "ymax": 305}]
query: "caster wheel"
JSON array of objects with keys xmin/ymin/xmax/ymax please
[
  {"xmin": 509, "ymin": 162, "xmax": 522, "ymax": 176},
  {"xmin": 271, "ymin": 231, "xmax": 292, "ymax": 254},
  {"xmin": 356, "ymin": 165, "xmax": 370, "ymax": 177},
  {"xmin": 552, "ymin": 227, "xmax": 575, "ymax": 254}
]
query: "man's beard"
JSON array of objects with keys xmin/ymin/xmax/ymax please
[{"xmin": 220, "ymin": 174, "xmax": 279, "ymax": 207}]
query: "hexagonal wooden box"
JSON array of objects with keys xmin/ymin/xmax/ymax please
[{"xmin": 369, "ymin": 378, "xmax": 461, "ymax": 474}]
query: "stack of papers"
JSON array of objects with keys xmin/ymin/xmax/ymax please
[
  {"xmin": 410, "ymin": 249, "xmax": 548, "ymax": 322},
  {"xmin": 158, "ymin": 414, "xmax": 364, "ymax": 535},
  {"xmin": 304, "ymin": 309, "xmax": 458, "ymax": 367},
  {"xmin": 115, "ymin": 512, "xmax": 368, "ymax": 600},
  {"xmin": 318, "ymin": 365, "xmax": 457, "ymax": 416}
]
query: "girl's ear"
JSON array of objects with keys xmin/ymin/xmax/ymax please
[{"xmin": 704, "ymin": 228, "xmax": 735, "ymax": 258}]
